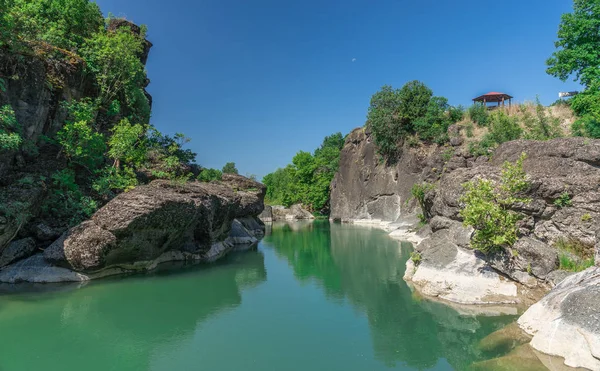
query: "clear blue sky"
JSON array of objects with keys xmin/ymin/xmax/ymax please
[{"xmin": 95, "ymin": 0, "xmax": 580, "ymax": 179}]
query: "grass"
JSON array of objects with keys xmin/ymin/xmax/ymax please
[{"xmin": 555, "ymin": 237, "xmax": 596, "ymax": 272}]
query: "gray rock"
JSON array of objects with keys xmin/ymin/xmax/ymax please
[
  {"xmin": 33, "ymin": 223, "xmax": 61, "ymax": 241},
  {"xmin": 258, "ymin": 205, "xmax": 273, "ymax": 223},
  {"xmin": 42, "ymin": 177, "xmax": 266, "ymax": 273},
  {"xmin": 0, "ymin": 238, "xmax": 37, "ymax": 267},
  {"xmin": 518, "ymin": 267, "xmax": 600, "ymax": 370},
  {"xmin": 271, "ymin": 204, "xmax": 315, "ymax": 221},
  {"xmin": 513, "ymin": 237, "xmax": 558, "ymax": 279},
  {"xmin": 0, "ymin": 254, "xmax": 89, "ymax": 283},
  {"xmin": 545, "ymin": 270, "xmax": 574, "ymax": 286},
  {"xmin": 229, "ymin": 219, "xmax": 258, "ymax": 245}
]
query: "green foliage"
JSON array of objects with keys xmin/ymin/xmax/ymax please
[
  {"xmin": 553, "ymin": 191, "xmax": 572, "ymax": 208},
  {"xmin": 56, "ymin": 120, "xmax": 106, "ymax": 170},
  {"xmin": 581, "ymin": 213, "xmax": 592, "ymax": 222},
  {"xmin": 520, "ymin": 99, "xmax": 563, "ymax": 140},
  {"xmin": 410, "ymin": 182, "xmax": 435, "ymax": 221},
  {"xmin": 467, "ymin": 104, "xmax": 489, "ymax": 126},
  {"xmin": 486, "ymin": 110, "xmax": 523, "ymax": 144},
  {"xmin": 555, "ymin": 237, "xmax": 595, "ymax": 272},
  {"xmin": 413, "ymin": 96, "xmax": 453, "ymax": 143},
  {"xmin": 410, "ymin": 251, "xmax": 422, "ymax": 265},
  {"xmin": 460, "ymin": 153, "xmax": 530, "ymax": 253},
  {"xmin": 0, "ymin": 78, "xmax": 6, "ymax": 92},
  {"xmin": 92, "ymin": 166, "xmax": 138, "ymax": 198},
  {"xmin": 80, "ymin": 24, "xmax": 149, "ymax": 123},
  {"xmin": 3, "ymin": 0, "xmax": 103, "ymax": 51},
  {"xmin": 43, "ymin": 169, "xmax": 98, "ymax": 226},
  {"xmin": 547, "ymin": 2, "xmax": 600, "ymax": 138},
  {"xmin": 222, "ymin": 162, "xmax": 239, "ymax": 174},
  {"xmin": 263, "ymin": 132, "xmax": 344, "ymax": 212},
  {"xmin": 547, "ymin": 0, "xmax": 600, "ymax": 89},
  {"xmin": 198, "ymin": 168, "xmax": 223, "ymax": 182},
  {"xmin": 0, "ymin": 105, "xmax": 23, "ymax": 150},
  {"xmin": 366, "ymin": 81, "xmax": 433, "ymax": 158},
  {"xmin": 108, "ymin": 118, "xmax": 146, "ymax": 167}
]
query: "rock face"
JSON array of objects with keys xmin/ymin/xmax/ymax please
[
  {"xmin": 518, "ymin": 267, "xmax": 600, "ymax": 370},
  {"xmin": 269, "ymin": 204, "xmax": 315, "ymax": 221},
  {"xmin": 330, "ymin": 127, "xmax": 446, "ymax": 222},
  {"xmin": 0, "ymin": 175, "xmax": 266, "ymax": 282}
]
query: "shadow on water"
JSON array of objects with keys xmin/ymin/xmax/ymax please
[
  {"xmin": 0, "ymin": 249, "xmax": 267, "ymax": 370},
  {"xmin": 263, "ymin": 221, "xmax": 517, "ymax": 370}
]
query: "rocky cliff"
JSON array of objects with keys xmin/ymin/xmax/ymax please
[{"xmin": 0, "ymin": 174, "xmax": 266, "ymax": 283}]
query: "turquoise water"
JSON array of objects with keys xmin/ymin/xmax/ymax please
[{"xmin": 0, "ymin": 221, "xmax": 516, "ymax": 370}]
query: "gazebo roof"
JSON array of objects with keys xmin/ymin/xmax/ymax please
[{"xmin": 473, "ymin": 92, "xmax": 513, "ymax": 102}]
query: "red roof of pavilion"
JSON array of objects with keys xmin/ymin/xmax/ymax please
[{"xmin": 473, "ymin": 92, "xmax": 513, "ymax": 102}]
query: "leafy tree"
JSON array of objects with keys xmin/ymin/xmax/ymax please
[
  {"xmin": 222, "ymin": 162, "xmax": 239, "ymax": 174},
  {"xmin": 397, "ymin": 80, "xmax": 434, "ymax": 130},
  {"xmin": 198, "ymin": 168, "xmax": 223, "ymax": 182},
  {"xmin": 460, "ymin": 153, "xmax": 530, "ymax": 253},
  {"xmin": 3, "ymin": 0, "xmax": 103, "ymax": 51},
  {"xmin": 92, "ymin": 166, "xmax": 138, "ymax": 198},
  {"xmin": 547, "ymin": 1, "xmax": 600, "ymax": 137},
  {"xmin": 547, "ymin": 0, "xmax": 600, "ymax": 88},
  {"xmin": 56, "ymin": 120, "xmax": 105, "ymax": 170},
  {"xmin": 263, "ymin": 132, "xmax": 345, "ymax": 212},
  {"xmin": 413, "ymin": 96, "xmax": 452, "ymax": 143},
  {"xmin": 80, "ymin": 23, "xmax": 149, "ymax": 123},
  {"xmin": 107, "ymin": 118, "xmax": 146, "ymax": 168},
  {"xmin": 366, "ymin": 85, "xmax": 403, "ymax": 158}
]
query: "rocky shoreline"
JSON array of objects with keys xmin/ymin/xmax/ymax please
[
  {"xmin": 0, "ymin": 174, "xmax": 266, "ymax": 283},
  {"xmin": 330, "ymin": 128, "xmax": 600, "ymax": 370}
]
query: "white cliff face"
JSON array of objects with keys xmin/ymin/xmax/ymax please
[{"xmin": 518, "ymin": 267, "xmax": 600, "ymax": 371}]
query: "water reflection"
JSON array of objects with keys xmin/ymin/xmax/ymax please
[
  {"xmin": 264, "ymin": 221, "xmax": 516, "ymax": 370},
  {"xmin": 0, "ymin": 250, "xmax": 267, "ymax": 371}
]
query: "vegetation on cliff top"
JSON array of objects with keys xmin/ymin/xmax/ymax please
[{"xmin": 262, "ymin": 133, "xmax": 345, "ymax": 213}]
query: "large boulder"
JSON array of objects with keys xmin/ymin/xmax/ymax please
[
  {"xmin": 271, "ymin": 204, "xmax": 315, "ymax": 221},
  {"xmin": 0, "ymin": 238, "xmax": 37, "ymax": 268},
  {"xmin": 518, "ymin": 267, "xmax": 600, "ymax": 370},
  {"xmin": 43, "ymin": 178, "xmax": 265, "ymax": 273}
]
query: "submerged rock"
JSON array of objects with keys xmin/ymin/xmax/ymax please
[{"xmin": 518, "ymin": 267, "xmax": 600, "ymax": 370}]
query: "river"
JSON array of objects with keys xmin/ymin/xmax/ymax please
[{"xmin": 0, "ymin": 221, "xmax": 518, "ymax": 370}]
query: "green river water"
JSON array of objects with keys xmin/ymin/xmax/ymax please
[{"xmin": 0, "ymin": 221, "xmax": 518, "ymax": 371}]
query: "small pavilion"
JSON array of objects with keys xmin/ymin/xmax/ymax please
[{"xmin": 472, "ymin": 92, "xmax": 513, "ymax": 109}]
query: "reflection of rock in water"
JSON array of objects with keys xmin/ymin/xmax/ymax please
[
  {"xmin": 0, "ymin": 249, "xmax": 267, "ymax": 370},
  {"xmin": 265, "ymin": 221, "xmax": 518, "ymax": 370}
]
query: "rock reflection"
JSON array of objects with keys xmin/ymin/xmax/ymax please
[
  {"xmin": 265, "ymin": 221, "xmax": 516, "ymax": 370},
  {"xmin": 0, "ymin": 250, "xmax": 267, "ymax": 370}
]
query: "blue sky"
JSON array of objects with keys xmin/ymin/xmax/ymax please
[{"xmin": 95, "ymin": 0, "xmax": 579, "ymax": 179}]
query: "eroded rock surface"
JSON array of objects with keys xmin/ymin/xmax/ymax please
[{"xmin": 518, "ymin": 267, "xmax": 600, "ymax": 370}]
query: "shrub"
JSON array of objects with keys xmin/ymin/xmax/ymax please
[
  {"xmin": 553, "ymin": 191, "xmax": 572, "ymax": 208},
  {"xmin": 107, "ymin": 118, "xmax": 146, "ymax": 168},
  {"xmin": 521, "ymin": 98, "xmax": 563, "ymax": 140},
  {"xmin": 43, "ymin": 169, "xmax": 98, "ymax": 226},
  {"xmin": 467, "ymin": 104, "xmax": 489, "ymax": 126},
  {"xmin": 486, "ymin": 110, "xmax": 522, "ymax": 145},
  {"xmin": 92, "ymin": 166, "xmax": 138, "ymax": 198},
  {"xmin": 410, "ymin": 182, "xmax": 435, "ymax": 221},
  {"xmin": 460, "ymin": 153, "xmax": 530, "ymax": 253},
  {"xmin": 222, "ymin": 162, "xmax": 238, "ymax": 174},
  {"xmin": 56, "ymin": 120, "xmax": 106, "ymax": 170},
  {"xmin": 413, "ymin": 96, "xmax": 452, "ymax": 143},
  {"xmin": 410, "ymin": 251, "xmax": 422, "ymax": 265},
  {"xmin": 198, "ymin": 168, "xmax": 223, "ymax": 182},
  {"xmin": 0, "ymin": 105, "xmax": 22, "ymax": 150}
]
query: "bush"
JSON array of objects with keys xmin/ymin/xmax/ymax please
[
  {"xmin": 43, "ymin": 169, "xmax": 98, "ymax": 226},
  {"xmin": 467, "ymin": 104, "xmax": 489, "ymax": 126},
  {"xmin": 555, "ymin": 237, "xmax": 595, "ymax": 272},
  {"xmin": 56, "ymin": 120, "xmax": 106, "ymax": 170},
  {"xmin": 553, "ymin": 191, "xmax": 572, "ymax": 208},
  {"xmin": 92, "ymin": 166, "xmax": 138, "ymax": 198},
  {"xmin": 108, "ymin": 118, "xmax": 146, "ymax": 168},
  {"xmin": 521, "ymin": 99, "xmax": 563, "ymax": 140},
  {"xmin": 413, "ymin": 96, "xmax": 452, "ymax": 143},
  {"xmin": 486, "ymin": 110, "xmax": 523, "ymax": 144},
  {"xmin": 460, "ymin": 153, "xmax": 530, "ymax": 253},
  {"xmin": 0, "ymin": 105, "xmax": 22, "ymax": 150},
  {"xmin": 222, "ymin": 162, "xmax": 238, "ymax": 174},
  {"xmin": 198, "ymin": 168, "xmax": 222, "ymax": 182},
  {"xmin": 410, "ymin": 182, "xmax": 435, "ymax": 221}
]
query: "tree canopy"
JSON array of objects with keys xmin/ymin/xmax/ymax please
[{"xmin": 262, "ymin": 132, "xmax": 345, "ymax": 213}]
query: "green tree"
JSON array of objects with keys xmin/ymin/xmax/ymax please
[
  {"xmin": 222, "ymin": 162, "xmax": 238, "ymax": 174},
  {"xmin": 0, "ymin": 105, "xmax": 22, "ymax": 150},
  {"xmin": 198, "ymin": 168, "xmax": 223, "ymax": 182},
  {"xmin": 107, "ymin": 118, "xmax": 146, "ymax": 168},
  {"xmin": 547, "ymin": 1, "xmax": 600, "ymax": 137}
]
